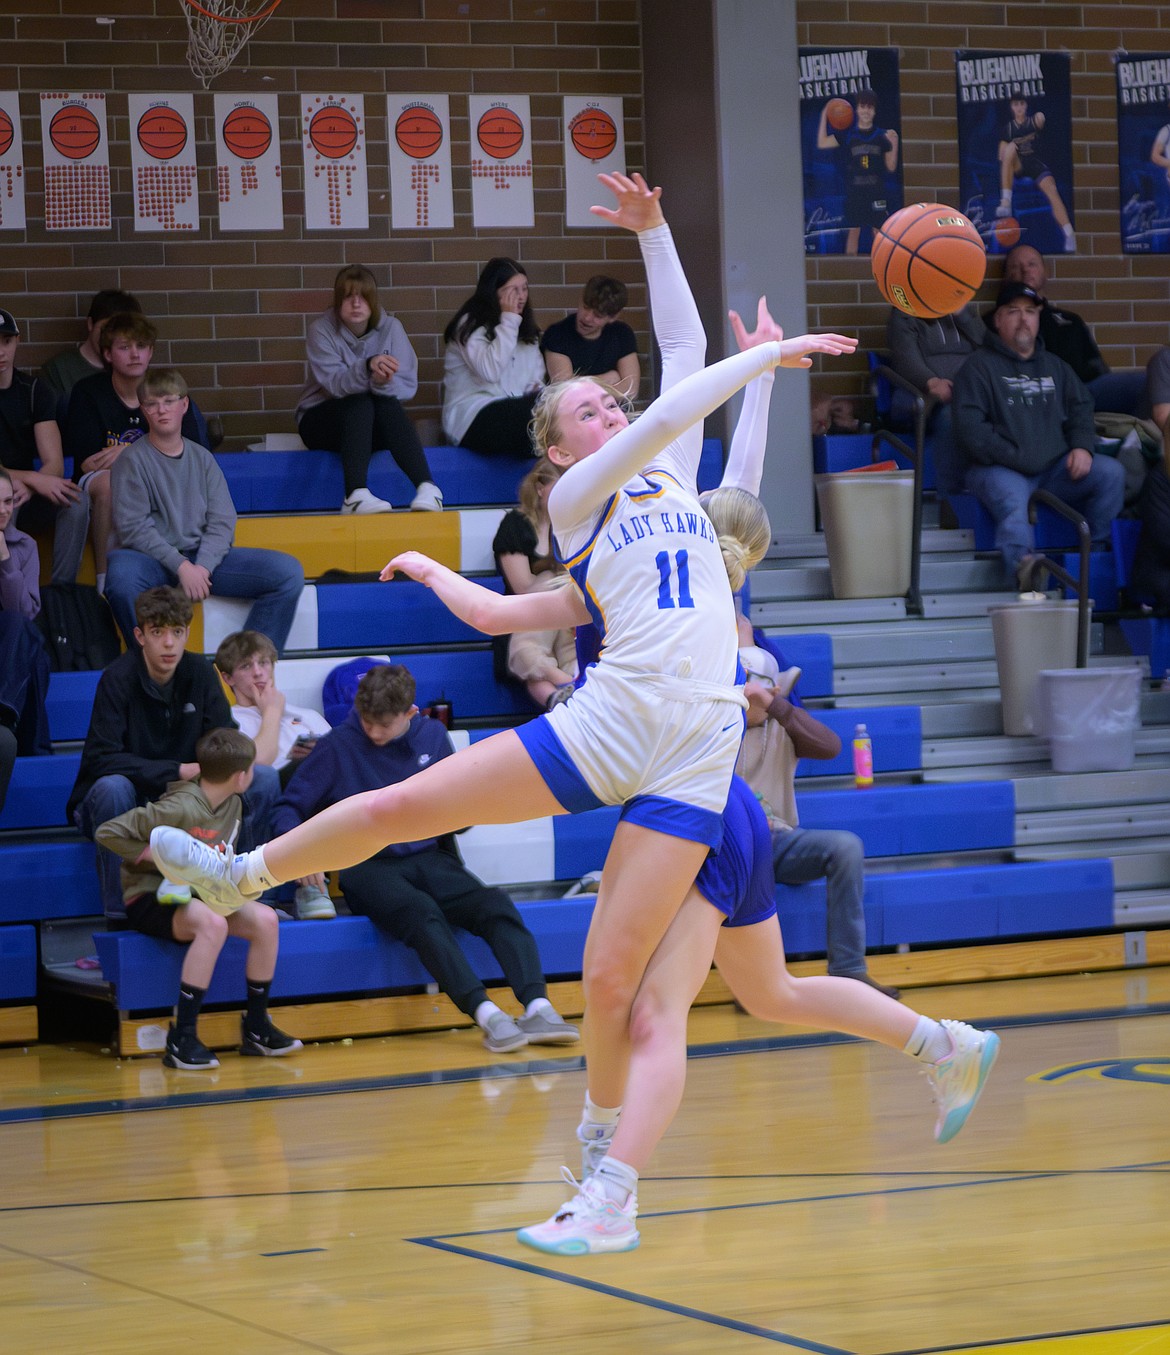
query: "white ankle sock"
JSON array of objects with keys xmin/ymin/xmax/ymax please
[
  {"xmin": 904, "ymin": 1015, "xmax": 952, "ymax": 1064},
  {"xmin": 234, "ymin": 846, "xmax": 280, "ymax": 894},
  {"xmin": 594, "ymin": 1155, "xmax": 638, "ymax": 1206},
  {"xmin": 474, "ymin": 1000, "xmax": 504, "ymax": 1030},
  {"xmin": 525, "ymin": 997, "xmax": 555, "ymax": 1018}
]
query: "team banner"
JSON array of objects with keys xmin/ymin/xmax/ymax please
[
  {"xmin": 955, "ymin": 50, "xmax": 1076, "ymax": 258},
  {"xmin": 40, "ymin": 92, "xmax": 111, "ymax": 231},
  {"xmin": 387, "ymin": 94, "xmax": 453, "ymax": 230},
  {"xmin": 799, "ymin": 47, "xmax": 903, "ymax": 256},
  {"xmin": 468, "ymin": 94, "xmax": 534, "ymax": 229},
  {"xmin": 1116, "ymin": 54, "xmax": 1170, "ymax": 254},
  {"xmin": 563, "ymin": 97, "xmax": 625, "ymax": 228},
  {"xmin": 215, "ymin": 93, "xmax": 283, "ymax": 232},
  {"xmin": 0, "ymin": 92, "xmax": 26, "ymax": 231},
  {"xmin": 301, "ymin": 93, "xmax": 368, "ymax": 231},
  {"xmin": 128, "ymin": 94, "xmax": 198, "ymax": 232}
]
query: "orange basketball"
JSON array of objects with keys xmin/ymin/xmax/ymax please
[
  {"xmin": 871, "ymin": 202, "xmax": 987, "ymax": 319},
  {"xmin": 50, "ymin": 104, "xmax": 101, "ymax": 161},
  {"xmin": 826, "ymin": 98, "xmax": 854, "ymax": 132},
  {"xmin": 0, "ymin": 108, "xmax": 13, "ymax": 159},
  {"xmin": 223, "ymin": 105, "xmax": 272, "ymax": 160},
  {"xmin": 395, "ymin": 106, "xmax": 443, "ymax": 159},
  {"xmin": 994, "ymin": 215, "xmax": 1021, "ymax": 250},
  {"xmin": 309, "ymin": 106, "xmax": 358, "ymax": 160},
  {"xmin": 137, "ymin": 106, "xmax": 187, "ymax": 161},
  {"xmin": 569, "ymin": 108, "xmax": 617, "ymax": 161},
  {"xmin": 477, "ymin": 107, "xmax": 524, "ymax": 160}
]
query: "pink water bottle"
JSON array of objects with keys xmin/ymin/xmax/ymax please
[{"xmin": 852, "ymin": 723, "xmax": 873, "ymax": 789}]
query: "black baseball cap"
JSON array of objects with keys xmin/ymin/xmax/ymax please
[
  {"xmin": 992, "ymin": 282, "xmax": 1042, "ymax": 314},
  {"xmin": 0, "ymin": 309, "xmax": 19, "ymax": 337}
]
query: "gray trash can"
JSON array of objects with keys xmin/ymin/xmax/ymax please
[
  {"xmin": 814, "ymin": 469, "xmax": 913, "ymax": 599},
  {"xmin": 988, "ymin": 596, "xmax": 1079, "ymax": 736},
  {"xmin": 1036, "ymin": 667, "xmax": 1141, "ymax": 772}
]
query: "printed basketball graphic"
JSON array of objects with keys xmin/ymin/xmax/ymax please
[
  {"xmin": 222, "ymin": 105, "xmax": 273, "ymax": 161},
  {"xmin": 395, "ymin": 106, "xmax": 443, "ymax": 159},
  {"xmin": 0, "ymin": 108, "xmax": 13, "ymax": 159},
  {"xmin": 569, "ymin": 108, "xmax": 617, "ymax": 161},
  {"xmin": 309, "ymin": 106, "xmax": 359, "ymax": 159},
  {"xmin": 871, "ymin": 202, "xmax": 987, "ymax": 319},
  {"xmin": 476, "ymin": 107, "xmax": 524, "ymax": 160},
  {"xmin": 136, "ymin": 106, "xmax": 187, "ymax": 161},
  {"xmin": 50, "ymin": 104, "xmax": 101, "ymax": 161},
  {"xmin": 994, "ymin": 216, "xmax": 1021, "ymax": 250},
  {"xmin": 825, "ymin": 98, "xmax": 854, "ymax": 131}
]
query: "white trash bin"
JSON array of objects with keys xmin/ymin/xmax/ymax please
[{"xmin": 1035, "ymin": 667, "xmax": 1141, "ymax": 772}]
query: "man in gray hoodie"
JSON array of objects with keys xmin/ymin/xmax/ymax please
[{"xmin": 953, "ymin": 282, "xmax": 1125, "ymax": 588}]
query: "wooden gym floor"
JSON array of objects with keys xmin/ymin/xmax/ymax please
[{"xmin": 2, "ymin": 968, "xmax": 1169, "ymax": 1354}]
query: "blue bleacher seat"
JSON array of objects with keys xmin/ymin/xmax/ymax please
[
  {"xmin": 388, "ymin": 649, "xmax": 533, "ymax": 720},
  {"xmin": 946, "ymin": 493, "xmax": 1085, "ymax": 554},
  {"xmin": 0, "ymin": 753, "xmax": 80, "ymax": 831},
  {"xmin": 317, "ymin": 579, "xmax": 504, "ymax": 649},
  {"xmin": 794, "ymin": 706, "xmax": 921, "ymax": 779},
  {"xmin": 0, "ymin": 926, "xmax": 38, "ymax": 1001},
  {"xmin": 0, "ymin": 841, "xmax": 100, "ymax": 920},
  {"xmin": 47, "ymin": 671, "xmax": 102, "ymax": 744},
  {"xmin": 794, "ymin": 781, "xmax": 1015, "ymax": 857}
]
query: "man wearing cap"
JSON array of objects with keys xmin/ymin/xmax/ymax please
[
  {"xmin": 0, "ymin": 309, "xmax": 89, "ymax": 584},
  {"xmin": 953, "ymin": 281, "xmax": 1126, "ymax": 589}
]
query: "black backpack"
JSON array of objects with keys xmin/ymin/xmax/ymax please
[{"xmin": 35, "ymin": 583, "xmax": 123, "ymax": 672}]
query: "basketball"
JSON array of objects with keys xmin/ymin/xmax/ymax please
[
  {"xmin": 49, "ymin": 104, "xmax": 101, "ymax": 161},
  {"xmin": 222, "ymin": 105, "xmax": 273, "ymax": 160},
  {"xmin": 477, "ymin": 107, "xmax": 524, "ymax": 160},
  {"xmin": 871, "ymin": 202, "xmax": 987, "ymax": 319},
  {"xmin": 136, "ymin": 106, "xmax": 187, "ymax": 161},
  {"xmin": 0, "ymin": 109, "xmax": 13, "ymax": 159},
  {"xmin": 994, "ymin": 215, "xmax": 1022, "ymax": 250},
  {"xmin": 569, "ymin": 108, "xmax": 617, "ymax": 161},
  {"xmin": 395, "ymin": 106, "xmax": 443, "ymax": 159},
  {"xmin": 309, "ymin": 106, "xmax": 358, "ymax": 160},
  {"xmin": 826, "ymin": 98, "xmax": 854, "ymax": 131}
]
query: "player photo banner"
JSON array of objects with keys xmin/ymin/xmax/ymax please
[
  {"xmin": 40, "ymin": 92, "xmax": 111, "ymax": 231},
  {"xmin": 1116, "ymin": 54, "xmax": 1170, "ymax": 255},
  {"xmin": 955, "ymin": 51, "xmax": 1076, "ymax": 258},
  {"xmin": 301, "ymin": 93, "xmax": 368, "ymax": 231},
  {"xmin": 469, "ymin": 94, "xmax": 534, "ymax": 229},
  {"xmin": 0, "ymin": 92, "xmax": 27, "ymax": 231},
  {"xmin": 799, "ymin": 47, "xmax": 903, "ymax": 256},
  {"xmin": 215, "ymin": 93, "xmax": 283, "ymax": 233},
  {"xmin": 563, "ymin": 97, "xmax": 625, "ymax": 228},
  {"xmin": 388, "ymin": 94, "xmax": 453, "ymax": 230},
  {"xmin": 129, "ymin": 94, "xmax": 197, "ymax": 233}
]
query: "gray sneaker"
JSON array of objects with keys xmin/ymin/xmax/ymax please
[
  {"xmin": 148, "ymin": 827, "xmax": 254, "ymax": 913},
  {"xmin": 482, "ymin": 1011, "xmax": 527, "ymax": 1053},
  {"xmin": 294, "ymin": 884, "xmax": 336, "ymax": 920},
  {"xmin": 517, "ymin": 1009, "xmax": 580, "ymax": 1045}
]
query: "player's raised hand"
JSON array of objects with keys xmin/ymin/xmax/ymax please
[
  {"xmin": 590, "ymin": 171, "xmax": 665, "ymax": 233},
  {"xmin": 774, "ymin": 332, "xmax": 858, "ymax": 369},
  {"xmin": 730, "ymin": 298, "xmax": 784, "ymax": 352}
]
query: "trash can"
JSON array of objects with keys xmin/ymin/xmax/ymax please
[
  {"xmin": 814, "ymin": 468, "xmax": 914, "ymax": 599},
  {"xmin": 988, "ymin": 596, "xmax": 1080, "ymax": 736},
  {"xmin": 1036, "ymin": 667, "xmax": 1141, "ymax": 772}
]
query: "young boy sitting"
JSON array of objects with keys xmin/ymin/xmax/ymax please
[
  {"xmin": 540, "ymin": 274, "xmax": 640, "ymax": 399},
  {"xmin": 215, "ymin": 629, "xmax": 334, "ymax": 920},
  {"xmin": 96, "ymin": 726, "xmax": 302, "ymax": 1070}
]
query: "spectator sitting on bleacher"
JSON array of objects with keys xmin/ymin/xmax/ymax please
[
  {"xmin": 0, "ymin": 464, "xmax": 51, "ymax": 762},
  {"xmin": 96, "ymin": 726, "xmax": 301, "ymax": 1070},
  {"xmin": 541, "ymin": 275, "xmax": 640, "ymax": 400},
  {"xmin": 885, "ymin": 303, "xmax": 983, "ymax": 495},
  {"xmin": 735, "ymin": 617, "xmax": 898, "ymax": 1000},
  {"xmin": 41, "ymin": 289, "xmax": 142, "ymax": 408},
  {"xmin": 1002, "ymin": 244, "xmax": 1149, "ymax": 417},
  {"xmin": 442, "ymin": 258, "xmax": 546, "ymax": 457},
  {"xmin": 273, "ymin": 663, "xmax": 580, "ymax": 1054},
  {"xmin": 67, "ymin": 586, "xmax": 280, "ymax": 923},
  {"xmin": 492, "ymin": 458, "xmax": 578, "ymax": 711},
  {"xmin": 1144, "ymin": 346, "xmax": 1170, "ymax": 434},
  {"xmin": 105, "ymin": 368, "xmax": 303, "ymax": 653},
  {"xmin": 63, "ymin": 312, "xmax": 201, "ymax": 596},
  {"xmin": 297, "ymin": 264, "xmax": 442, "ymax": 516},
  {"xmin": 0, "ymin": 309, "xmax": 89, "ymax": 585},
  {"xmin": 0, "ymin": 463, "xmax": 41, "ymax": 620},
  {"xmin": 953, "ymin": 282, "xmax": 1126, "ymax": 590},
  {"xmin": 215, "ymin": 628, "xmax": 334, "ymax": 921}
]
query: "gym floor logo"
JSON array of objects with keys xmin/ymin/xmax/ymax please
[{"xmin": 1031, "ymin": 1058, "xmax": 1170, "ymax": 1086}]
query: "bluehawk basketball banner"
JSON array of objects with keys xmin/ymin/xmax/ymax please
[
  {"xmin": 954, "ymin": 51, "xmax": 1076, "ymax": 258},
  {"xmin": 1115, "ymin": 54, "xmax": 1170, "ymax": 254},
  {"xmin": 799, "ymin": 46, "xmax": 903, "ymax": 256}
]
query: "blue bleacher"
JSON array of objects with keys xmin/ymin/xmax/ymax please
[
  {"xmin": 0, "ymin": 753, "xmax": 79, "ymax": 831},
  {"xmin": 946, "ymin": 493, "xmax": 1085, "ymax": 554},
  {"xmin": 2, "ymin": 841, "xmax": 101, "ymax": 920},
  {"xmin": 47, "ymin": 671, "xmax": 102, "ymax": 744},
  {"xmin": 795, "ymin": 781, "xmax": 1016, "ymax": 857},
  {"xmin": 794, "ymin": 706, "xmax": 921, "ymax": 778},
  {"xmin": 317, "ymin": 578, "xmax": 505, "ymax": 649},
  {"xmin": 0, "ymin": 926, "xmax": 38, "ymax": 1002}
]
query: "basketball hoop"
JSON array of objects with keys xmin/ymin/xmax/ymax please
[{"xmin": 180, "ymin": 0, "xmax": 283, "ymax": 89}]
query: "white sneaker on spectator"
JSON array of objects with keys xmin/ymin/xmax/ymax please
[
  {"xmin": 157, "ymin": 877, "xmax": 192, "ymax": 905},
  {"xmin": 409, "ymin": 481, "xmax": 444, "ymax": 512},
  {"xmin": 294, "ymin": 884, "xmax": 336, "ymax": 920},
  {"xmin": 341, "ymin": 487, "xmax": 393, "ymax": 514}
]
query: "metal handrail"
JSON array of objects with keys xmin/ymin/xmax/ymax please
[{"xmin": 1023, "ymin": 488, "xmax": 1092, "ymax": 668}]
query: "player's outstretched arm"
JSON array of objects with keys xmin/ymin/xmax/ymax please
[
  {"xmin": 722, "ymin": 298, "xmax": 782, "ymax": 495},
  {"xmin": 588, "ymin": 171, "xmax": 665, "ymax": 233}
]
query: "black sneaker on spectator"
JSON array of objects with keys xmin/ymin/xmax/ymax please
[
  {"xmin": 163, "ymin": 1024, "xmax": 219, "ymax": 1070},
  {"xmin": 239, "ymin": 1018, "xmax": 303, "ymax": 1057}
]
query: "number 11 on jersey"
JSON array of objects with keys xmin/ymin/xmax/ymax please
[{"xmin": 655, "ymin": 549, "xmax": 694, "ymax": 610}]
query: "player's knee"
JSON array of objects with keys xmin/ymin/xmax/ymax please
[{"xmin": 191, "ymin": 906, "xmax": 229, "ymax": 945}]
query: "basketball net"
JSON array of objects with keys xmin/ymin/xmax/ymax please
[{"xmin": 180, "ymin": 0, "xmax": 283, "ymax": 89}]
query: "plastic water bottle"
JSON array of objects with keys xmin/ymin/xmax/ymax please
[{"xmin": 852, "ymin": 723, "xmax": 873, "ymax": 789}]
